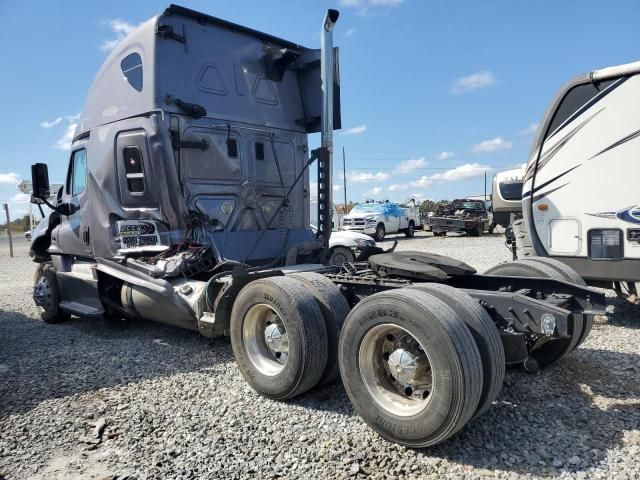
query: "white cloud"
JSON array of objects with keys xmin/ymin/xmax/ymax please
[
  {"xmin": 55, "ymin": 123, "xmax": 78, "ymax": 151},
  {"xmin": 437, "ymin": 151, "xmax": 454, "ymax": 160},
  {"xmin": 342, "ymin": 124, "xmax": 367, "ymax": 136},
  {"xmin": 333, "ymin": 185, "xmax": 343, "ymax": 191},
  {"xmin": 451, "ymin": 71, "xmax": 495, "ymax": 95},
  {"xmin": 429, "ymin": 163, "xmax": 491, "ymax": 182},
  {"xmin": 410, "ymin": 176, "xmax": 432, "ymax": 188},
  {"xmin": 472, "ymin": 137, "xmax": 512, "ymax": 153},
  {"xmin": 409, "ymin": 163, "xmax": 491, "ymax": 188},
  {"xmin": 0, "ymin": 173, "xmax": 20, "ymax": 185},
  {"xmin": 101, "ymin": 19, "xmax": 137, "ymax": 52},
  {"xmin": 66, "ymin": 113, "xmax": 81, "ymax": 122},
  {"xmin": 10, "ymin": 193, "xmax": 30, "ymax": 204},
  {"xmin": 363, "ymin": 186, "xmax": 383, "ymax": 197},
  {"xmin": 394, "ymin": 157, "xmax": 427, "ymax": 174},
  {"xmin": 345, "ymin": 27, "xmax": 357, "ymax": 37},
  {"xmin": 348, "ymin": 171, "xmax": 390, "ymax": 183},
  {"xmin": 370, "ymin": 0, "xmax": 403, "ymax": 4},
  {"xmin": 520, "ymin": 123, "xmax": 539, "ymax": 135},
  {"xmin": 340, "ymin": 0, "xmax": 362, "ymax": 6},
  {"xmin": 40, "ymin": 117, "xmax": 63, "ymax": 129},
  {"xmin": 388, "ymin": 183, "xmax": 409, "ymax": 192}
]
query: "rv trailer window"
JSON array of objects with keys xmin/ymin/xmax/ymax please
[
  {"xmin": 123, "ymin": 146, "xmax": 145, "ymax": 193},
  {"xmin": 70, "ymin": 149, "xmax": 87, "ymax": 196},
  {"xmin": 120, "ymin": 53, "xmax": 143, "ymax": 92},
  {"xmin": 499, "ymin": 181, "xmax": 523, "ymax": 201},
  {"xmin": 546, "ymin": 79, "xmax": 617, "ymax": 137}
]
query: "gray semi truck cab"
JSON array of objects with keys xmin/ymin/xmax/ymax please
[{"xmin": 28, "ymin": 5, "xmax": 606, "ymax": 449}]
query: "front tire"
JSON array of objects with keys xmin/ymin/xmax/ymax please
[
  {"xmin": 329, "ymin": 246, "xmax": 355, "ymax": 266},
  {"xmin": 33, "ymin": 262, "xmax": 70, "ymax": 324},
  {"xmin": 374, "ymin": 223, "xmax": 386, "ymax": 242},
  {"xmin": 230, "ymin": 277, "xmax": 328, "ymax": 400},
  {"xmin": 339, "ymin": 288, "xmax": 483, "ymax": 447}
]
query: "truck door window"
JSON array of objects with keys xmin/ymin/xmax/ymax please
[
  {"xmin": 123, "ymin": 146, "xmax": 145, "ymax": 193},
  {"xmin": 68, "ymin": 149, "xmax": 87, "ymax": 196}
]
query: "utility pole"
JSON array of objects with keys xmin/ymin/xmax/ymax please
[
  {"xmin": 484, "ymin": 170, "xmax": 487, "ymax": 202},
  {"xmin": 3, "ymin": 203, "xmax": 13, "ymax": 258},
  {"xmin": 342, "ymin": 146, "xmax": 347, "ymax": 210}
]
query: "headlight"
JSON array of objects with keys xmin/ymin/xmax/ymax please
[
  {"xmin": 364, "ymin": 216, "xmax": 377, "ymax": 225},
  {"xmin": 355, "ymin": 238, "xmax": 376, "ymax": 248}
]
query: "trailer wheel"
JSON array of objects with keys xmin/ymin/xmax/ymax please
[
  {"xmin": 33, "ymin": 262, "xmax": 70, "ymax": 324},
  {"xmin": 230, "ymin": 277, "xmax": 328, "ymax": 400},
  {"xmin": 407, "ymin": 283, "xmax": 505, "ymax": 420},
  {"xmin": 339, "ymin": 288, "xmax": 483, "ymax": 447},
  {"xmin": 290, "ymin": 272, "xmax": 350, "ymax": 386},
  {"xmin": 374, "ymin": 223, "xmax": 386, "ymax": 242},
  {"xmin": 329, "ymin": 246, "xmax": 355, "ymax": 266},
  {"xmin": 404, "ymin": 221, "xmax": 415, "ymax": 238},
  {"xmin": 484, "ymin": 260, "xmax": 583, "ymax": 367},
  {"xmin": 514, "ymin": 257, "xmax": 592, "ymax": 348}
]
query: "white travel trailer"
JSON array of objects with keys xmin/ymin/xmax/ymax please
[
  {"xmin": 515, "ymin": 60, "xmax": 640, "ymax": 297},
  {"xmin": 491, "ymin": 167, "xmax": 524, "ymax": 229}
]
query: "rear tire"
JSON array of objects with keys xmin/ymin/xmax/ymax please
[
  {"xmin": 230, "ymin": 277, "xmax": 328, "ymax": 400},
  {"xmin": 515, "ymin": 257, "xmax": 591, "ymax": 348},
  {"xmin": 289, "ymin": 272, "xmax": 350, "ymax": 386},
  {"xmin": 404, "ymin": 221, "xmax": 415, "ymax": 238},
  {"xmin": 33, "ymin": 262, "xmax": 70, "ymax": 324},
  {"xmin": 408, "ymin": 283, "xmax": 505, "ymax": 420},
  {"xmin": 484, "ymin": 260, "xmax": 583, "ymax": 367},
  {"xmin": 339, "ymin": 288, "xmax": 483, "ymax": 447}
]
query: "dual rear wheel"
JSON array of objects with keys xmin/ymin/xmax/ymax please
[{"xmin": 230, "ymin": 273, "xmax": 348, "ymax": 400}]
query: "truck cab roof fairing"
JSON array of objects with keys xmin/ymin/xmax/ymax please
[{"xmin": 77, "ymin": 5, "xmax": 341, "ymax": 136}]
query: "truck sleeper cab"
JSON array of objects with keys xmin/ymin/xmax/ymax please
[{"xmin": 29, "ymin": 5, "xmax": 605, "ymax": 449}]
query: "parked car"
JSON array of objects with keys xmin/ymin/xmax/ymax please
[
  {"xmin": 342, "ymin": 199, "xmax": 421, "ymax": 241},
  {"xmin": 24, "ymin": 231, "xmax": 32, "ymax": 241}
]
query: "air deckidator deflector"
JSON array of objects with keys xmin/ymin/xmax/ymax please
[{"xmin": 29, "ymin": 5, "xmax": 606, "ymax": 447}]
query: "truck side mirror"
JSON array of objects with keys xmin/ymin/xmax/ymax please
[{"xmin": 31, "ymin": 163, "xmax": 50, "ymax": 201}]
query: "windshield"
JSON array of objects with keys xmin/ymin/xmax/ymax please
[
  {"xmin": 350, "ymin": 204, "xmax": 384, "ymax": 213},
  {"xmin": 451, "ymin": 200, "xmax": 484, "ymax": 210},
  {"xmin": 499, "ymin": 181, "xmax": 523, "ymax": 201}
]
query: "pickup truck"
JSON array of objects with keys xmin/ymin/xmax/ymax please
[
  {"xmin": 341, "ymin": 200, "xmax": 421, "ymax": 241},
  {"xmin": 429, "ymin": 199, "xmax": 491, "ymax": 237}
]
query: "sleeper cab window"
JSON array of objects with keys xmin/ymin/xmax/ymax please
[
  {"xmin": 123, "ymin": 146, "xmax": 145, "ymax": 194},
  {"xmin": 121, "ymin": 53, "xmax": 143, "ymax": 92},
  {"xmin": 68, "ymin": 149, "xmax": 87, "ymax": 196}
]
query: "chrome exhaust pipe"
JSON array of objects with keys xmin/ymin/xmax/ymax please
[
  {"xmin": 317, "ymin": 9, "xmax": 339, "ymax": 252},
  {"xmin": 321, "ymin": 9, "xmax": 339, "ymax": 152}
]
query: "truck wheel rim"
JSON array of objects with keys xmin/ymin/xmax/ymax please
[
  {"xmin": 330, "ymin": 250, "xmax": 350, "ymax": 266},
  {"xmin": 358, "ymin": 323, "xmax": 433, "ymax": 416},
  {"xmin": 33, "ymin": 276, "xmax": 54, "ymax": 310},
  {"xmin": 243, "ymin": 304, "xmax": 289, "ymax": 376}
]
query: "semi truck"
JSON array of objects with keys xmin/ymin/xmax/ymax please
[
  {"xmin": 341, "ymin": 198, "xmax": 421, "ymax": 241},
  {"xmin": 28, "ymin": 4, "xmax": 605, "ymax": 448}
]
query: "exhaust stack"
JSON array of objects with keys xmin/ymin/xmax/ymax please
[{"xmin": 317, "ymin": 9, "xmax": 339, "ymax": 251}]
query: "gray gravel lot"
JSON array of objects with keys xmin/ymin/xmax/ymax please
[{"xmin": 0, "ymin": 233, "xmax": 639, "ymax": 480}]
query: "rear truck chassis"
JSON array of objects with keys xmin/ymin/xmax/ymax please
[
  {"xmin": 33, "ymin": 252, "xmax": 605, "ymax": 448},
  {"xmin": 27, "ymin": 5, "xmax": 607, "ymax": 449}
]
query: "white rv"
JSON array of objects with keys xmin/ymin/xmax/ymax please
[
  {"xmin": 491, "ymin": 167, "xmax": 524, "ymax": 229},
  {"xmin": 515, "ymin": 60, "xmax": 640, "ymax": 296}
]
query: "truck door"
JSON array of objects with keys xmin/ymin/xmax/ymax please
[{"xmin": 57, "ymin": 148, "xmax": 92, "ymax": 257}]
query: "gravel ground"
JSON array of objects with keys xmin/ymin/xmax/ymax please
[{"xmin": 1, "ymin": 233, "xmax": 639, "ymax": 480}]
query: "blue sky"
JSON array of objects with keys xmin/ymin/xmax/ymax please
[{"xmin": 1, "ymin": 0, "xmax": 639, "ymax": 218}]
